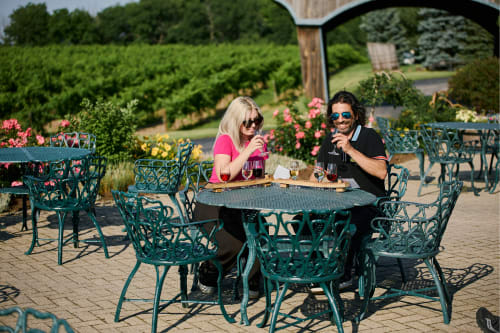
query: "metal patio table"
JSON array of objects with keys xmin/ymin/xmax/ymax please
[
  {"xmin": 0, "ymin": 147, "xmax": 92, "ymax": 230},
  {"xmin": 427, "ymin": 122, "xmax": 499, "ymax": 190},
  {"xmin": 196, "ymin": 183, "xmax": 376, "ymax": 325}
]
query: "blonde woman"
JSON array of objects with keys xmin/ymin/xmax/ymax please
[{"xmin": 195, "ymin": 96, "xmax": 268, "ymax": 298}]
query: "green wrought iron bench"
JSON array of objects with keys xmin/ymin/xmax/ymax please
[
  {"xmin": 0, "ymin": 306, "xmax": 74, "ymax": 332},
  {"xmin": 419, "ymin": 125, "xmax": 478, "ymax": 196},
  {"xmin": 357, "ymin": 180, "xmax": 463, "ymax": 324},
  {"xmin": 23, "ymin": 155, "xmax": 108, "ymax": 265},
  {"xmin": 112, "ymin": 190, "xmax": 235, "ymax": 333},
  {"xmin": 246, "ymin": 209, "xmax": 354, "ymax": 333},
  {"xmin": 128, "ymin": 141, "xmax": 193, "ymax": 223}
]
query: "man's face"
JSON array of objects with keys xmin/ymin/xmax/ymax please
[{"xmin": 331, "ymin": 103, "xmax": 357, "ymax": 135}]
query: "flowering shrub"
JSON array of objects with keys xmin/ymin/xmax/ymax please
[
  {"xmin": 455, "ymin": 109, "xmax": 480, "ymax": 123},
  {"xmin": 267, "ymin": 97, "xmax": 328, "ymax": 164},
  {"xmin": 0, "ymin": 119, "xmax": 47, "ymax": 187},
  {"xmin": 135, "ymin": 134, "xmax": 203, "ymax": 163}
]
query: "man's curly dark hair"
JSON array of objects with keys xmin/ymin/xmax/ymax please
[{"xmin": 326, "ymin": 91, "xmax": 366, "ymax": 128}]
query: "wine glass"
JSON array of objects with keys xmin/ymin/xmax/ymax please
[
  {"xmin": 326, "ymin": 163, "xmax": 338, "ymax": 182},
  {"xmin": 328, "ymin": 129, "xmax": 340, "ymax": 156},
  {"xmin": 242, "ymin": 161, "xmax": 253, "ymax": 180},
  {"xmin": 220, "ymin": 165, "xmax": 230, "ymax": 187},
  {"xmin": 253, "ymin": 160, "xmax": 264, "ymax": 178},
  {"xmin": 313, "ymin": 162, "xmax": 324, "ymax": 183},
  {"xmin": 290, "ymin": 161, "xmax": 299, "ymax": 180}
]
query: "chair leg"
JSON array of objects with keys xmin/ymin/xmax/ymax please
[
  {"xmin": 424, "ymin": 257, "xmax": 451, "ymax": 324},
  {"xmin": 178, "ymin": 265, "xmax": 189, "ymax": 308},
  {"xmin": 21, "ymin": 195, "xmax": 28, "ymax": 231},
  {"xmin": 397, "ymin": 258, "xmax": 406, "ymax": 283},
  {"xmin": 257, "ymin": 277, "xmax": 272, "ymax": 328},
  {"xmin": 115, "ymin": 260, "xmax": 141, "ymax": 322},
  {"xmin": 418, "ymin": 161, "xmax": 435, "ymax": 196},
  {"xmin": 356, "ymin": 250, "xmax": 376, "ymax": 323},
  {"xmin": 269, "ymin": 282, "xmax": 289, "ymax": 333},
  {"xmin": 212, "ymin": 260, "xmax": 236, "ymax": 324},
  {"xmin": 25, "ymin": 205, "xmax": 39, "ymax": 255},
  {"xmin": 152, "ymin": 265, "xmax": 169, "ymax": 333},
  {"xmin": 86, "ymin": 210, "xmax": 109, "ymax": 258},
  {"xmin": 467, "ymin": 161, "xmax": 480, "ymax": 196},
  {"xmin": 57, "ymin": 212, "xmax": 66, "ymax": 265},
  {"xmin": 322, "ymin": 282, "xmax": 344, "ymax": 333},
  {"xmin": 72, "ymin": 211, "xmax": 79, "ymax": 248}
]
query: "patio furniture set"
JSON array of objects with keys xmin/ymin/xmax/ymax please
[{"xmin": 0, "ymin": 123, "xmax": 481, "ymax": 332}]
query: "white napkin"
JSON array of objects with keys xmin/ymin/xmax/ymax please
[
  {"xmin": 342, "ymin": 178, "xmax": 360, "ymax": 189},
  {"xmin": 273, "ymin": 165, "xmax": 291, "ymax": 179}
]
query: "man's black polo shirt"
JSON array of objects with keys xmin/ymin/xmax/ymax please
[{"xmin": 317, "ymin": 125, "xmax": 387, "ymax": 197}]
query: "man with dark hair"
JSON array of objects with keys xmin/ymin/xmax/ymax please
[{"xmin": 311, "ymin": 90, "xmax": 388, "ymax": 289}]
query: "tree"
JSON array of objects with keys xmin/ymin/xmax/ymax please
[
  {"xmin": 360, "ymin": 8, "xmax": 410, "ymax": 63},
  {"xmin": 96, "ymin": 5, "xmax": 133, "ymax": 44},
  {"xmin": 4, "ymin": 3, "xmax": 50, "ymax": 45},
  {"xmin": 417, "ymin": 8, "xmax": 467, "ymax": 69},
  {"xmin": 327, "ymin": 17, "xmax": 366, "ymax": 54}
]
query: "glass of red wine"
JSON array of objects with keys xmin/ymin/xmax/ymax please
[
  {"xmin": 326, "ymin": 163, "xmax": 338, "ymax": 182},
  {"xmin": 220, "ymin": 165, "xmax": 230, "ymax": 189},
  {"xmin": 253, "ymin": 160, "xmax": 263, "ymax": 178}
]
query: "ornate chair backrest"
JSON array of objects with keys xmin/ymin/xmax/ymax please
[
  {"xmin": 420, "ymin": 125, "xmax": 472, "ymax": 163},
  {"xmin": 181, "ymin": 160, "xmax": 213, "ymax": 221},
  {"xmin": 376, "ymin": 117, "xmax": 391, "ymax": 134},
  {"xmin": 112, "ymin": 190, "xmax": 220, "ymax": 264},
  {"xmin": 247, "ymin": 209, "xmax": 354, "ymax": 282},
  {"xmin": 132, "ymin": 142, "xmax": 193, "ymax": 195},
  {"xmin": 371, "ymin": 180, "xmax": 463, "ymax": 257},
  {"xmin": 50, "ymin": 132, "xmax": 97, "ymax": 153},
  {"xmin": 24, "ymin": 155, "xmax": 107, "ymax": 211},
  {"xmin": 386, "ymin": 164, "xmax": 410, "ymax": 201},
  {"xmin": 383, "ymin": 129, "xmax": 421, "ymax": 155},
  {"xmin": 0, "ymin": 306, "xmax": 75, "ymax": 333}
]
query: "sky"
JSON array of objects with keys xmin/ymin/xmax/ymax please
[{"xmin": 0, "ymin": 0, "xmax": 138, "ymax": 35}]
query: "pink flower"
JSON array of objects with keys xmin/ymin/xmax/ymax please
[
  {"xmin": 305, "ymin": 121, "xmax": 312, "ymax": 129},
  {"xmin": 0, "ymin": 142, "xmax": 6, "ymax": 147},
  {"xmin": 1, "ymin": 162, "xmax": 11, "ymax": 169},
  {"xmin": 295, "ymin": 141, "xmax": 301, "ymax": 149},
  {"xmin": 36, "ymin": 135, "xmax": 45, "ymax": 145},
  {"xmin": 284, "ymin": 114, "xmax": 293, "ymax": 123},
  {"xmin": 2, "ymin": 119, "xmax": 21, "ymax": 130},
  {"xmin": 307, "ymin": 97, "xmax": 324, "ymax": 109},
  {"xmin": 269, "ymin": 129, "xmax": 275, "ymax": 139},
  {"xmin": 321, "ymin": 123, "xmax": 326, "ymax": 129},
  {"xmin": 294, "ymin": 124, "xmax": 301, "ymax": 131},
  {"xmin": 283, "ymin": 108, "xmax": 290, "ymax": 116},
  {"xmin": 369, "ymin": 116, "xmax": 375, "ymax": 123},
  {"xmin": 11, "ymin": 181, "xmax": 23, "ymax": 187},
  {"xmin": 314, "ymin": 130, "xmax": 322, "ymax": 139},
  {"xmin": 308, "ymin": 108, "xmax": 321, "ymax": 119},
  {"xmin": 311, "ymin": 145, "xmax": 321, "ymax": 156},
  {"xmin": 263, "ymin": 134, "xmax": 270, "ymax": 143},
  {"xmin": 272, "ymin": 109, "xmax": 280, "ymax": 117},
  {"xmin": 295, "ymin": 131, "xmax": 305, "ymax": 139},
  {"xmin": 279, "ymin": 147, "xmax": 283, "ymax": 152},
  {"xmin": 60, "ymin": 120, "xmax": 70, "ymax": 128}
]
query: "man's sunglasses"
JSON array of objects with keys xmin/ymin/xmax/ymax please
[
  {"xmin": 242, "ymin": 115, "xmax": 263, "ymax": 128},
  {"xmin": 330, "ymin": 112, "xmax": 352, "ymax": 121}
]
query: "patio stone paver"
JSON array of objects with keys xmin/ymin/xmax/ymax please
[{"xmin": 0, "ymin": 155, "xmax": 498, "ymax": 332}]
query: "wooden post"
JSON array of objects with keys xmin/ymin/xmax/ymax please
[{"xmin": 296, "ymin": 26, "xmax": 329, "ymax": 101}]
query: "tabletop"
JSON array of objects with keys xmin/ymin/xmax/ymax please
[
  {"xmin": 0, "ymin": 147, "xmax": 91, "ymax": 163},
  {"xmin": 427, "ymin": 122, "xmax": 500, "ymax": 131},
  {"xmin": 196, "ymin": 183, "xmax": 376, "ymax": 212}
]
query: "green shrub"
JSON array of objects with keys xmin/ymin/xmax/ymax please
[
  {"xmin": 448, "ymin": 57, "xmax": 499, "ymax": 113},
  {"xmin": 327, "ymin": 44, "xmax": 368, "ymax": 74},
  {"xmin": 68, "ymin": 98, "xmax": 138, "ymax": 163}
]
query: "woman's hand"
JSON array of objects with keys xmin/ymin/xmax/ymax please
[{"xmin": 245, "ymin": 135, "xmax": 265, "ymax": 155}]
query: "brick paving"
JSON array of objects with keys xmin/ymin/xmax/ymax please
[{"xmin": 1, "ymin": 155, "xmax": 499, "ymax": 332}]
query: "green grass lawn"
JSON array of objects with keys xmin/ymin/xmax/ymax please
[{"xmin": 165, "ymin": 63, "xmax": 455, "ymax": 140}]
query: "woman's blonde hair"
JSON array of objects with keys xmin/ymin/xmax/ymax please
[{"xmin": 214, "ymin": 96, "xmax": 263, "ymax": 151}]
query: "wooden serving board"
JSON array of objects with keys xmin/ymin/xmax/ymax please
[
  {"xmin": 273, "ymin": 179, "xmax": 350, "ymax": 191},
  {"xmin": 205, "ymin": 177, "xmax": 272, "ymax": 190}
]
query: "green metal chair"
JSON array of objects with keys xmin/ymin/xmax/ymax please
[
  {"xmin": 357, "ymin": 180, "xmax": 463, "ymax": 324},
  {"xmin": 246, "ymin": 209, "xmax": 354, "ymax": 333},
  {"xmin": 0, "ymin": 306, "xmax": 74, "ymax": 333},
  {"xmin": 49, "ymin": 132, "xmax": 97, "ymax": 152},
  {"xmin": 419, "ymin": 125, "xmax": 478, "ymax": 196},
  {"xmin": 375, "ymin": 116, "xmax": 391, "ymax": 135},
  {"xmin": 382, "ymin": 129, "xmax": 425, "ymax": 185},
  {"xmin": 112, "ymin": 190, "xmax": 235, "ymax": 333},
  {"xmin": 128, "ymin": 141, "xmax": 193, "ymax": 223},
  {"xmin": 23, "ymin": 155, "xmax": 108, "ymax": 265}
]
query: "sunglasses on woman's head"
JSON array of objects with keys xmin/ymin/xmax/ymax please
[
  {"xmin": 242, "ymin": 115, "xmax": 263, "ymax": 128},
  {"xmin": 330, "ymin": 112, "xmax": 352, "ymax": 121}
]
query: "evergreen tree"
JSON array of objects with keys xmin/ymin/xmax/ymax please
[
  {"xmin": 360, "ymin": 8, "xmax": 410, "ymax": 63},
  {"xmin": 417, "ymin": 8, "xmax": 467, "ymax": 69}
]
